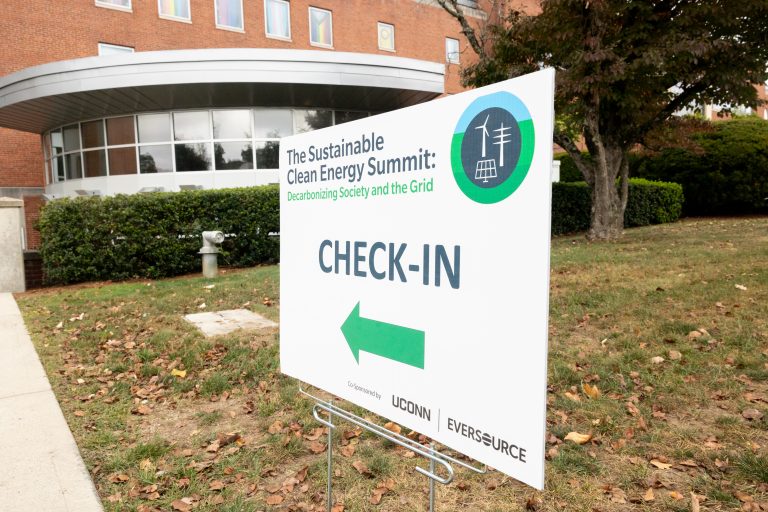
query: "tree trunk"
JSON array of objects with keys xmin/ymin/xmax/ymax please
[{"xmin": 587, "ymin": 149, "xmax": 628, "ymax": 241}]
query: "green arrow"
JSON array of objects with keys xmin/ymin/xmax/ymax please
[{"xmin": 341, "ymin": 302, "xmax": 425, "ymax": 369}]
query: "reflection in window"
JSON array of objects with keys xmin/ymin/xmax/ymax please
[
  {"xmin": 84, "ymin": 150, "xmax": 108, "ymax": 178},
  {"xmin": 107, "ymin": 116, "xmax": 136, "ymax": 146},
  {"xmin": 139, "ymin": 145, "xmax": 173, "ymax": 173},
  {"xmin": 138, "ymin": 113, "xmax": 170, "ymax": 143},
  {"xmin": 215, "ymin": 0, "xmax": 243, "ymax": 30},
  {"xmin": 175, "ymin": 143, "xmax": 211, "ymax": 171},
  {"xmin": 109, "ymin": 147, "xmax": 138, "ymax": 175},
  {"xmin": 98, "ymin": 43, "xmax": 134, "ymax": 55},
  {"xmin": 213, "ymin": 110, "xmax": 252, "ymax": 139},
  {"xmin": 65, "ymin": 153, "xmax": 83, "ymax": 180},
  {"xmin": 81, "ymin": 120, "xmax": 105, "ymax": 149},
  {"xmin": 255, "ymin": 141, "xmax": 280, "ymax": 169},
  {"xmin": 96, "ymin": 0, "xmax": 131, "ymax": 10},
  {"xmin": 45, "ymin": 108, "xmax": 363, "ymax": 181},
  {"xmin": 335, "ymin": 111, "xmax": 369, "ymax": 125},
  {"xmin": 294, "ymin": 109, "xmax": 333, "ymax": 133},
  {"xmin": 63, "ymin": 124, "xmax": 81, "ymax": 152},
  {"xmin": 254, "ymin": 109, "xmax": 293, "ymax": 138},
  {"xmin": 309, "ymin": 7, "xmax": 332, "ymax": 47},
  {"xmin": 378, "ymin": 23, "xmax": 395, "ymax": 51},
  {"xmin": 265, "ymin": 0, "xmax": 290, "ymax": 39},
  {"xmin": 53, "ymin": 156, "xmax": 65, "ymax": 182},
  {"xmin": 51, "ymin": 130, "xmax": 64, "ymax": 155},
  {"xmin": 174, "ymin": 111, "xmax": 210, "ymax": 141},
  {"xmin": 446, "ymin": 38, "xmax": 460, "ymax": 64},
  {"xmin": 158, "ymin": 0, "xmax": 190, "ymax": 20},
  {"xmin": 215, "ymin": 142, "xmax": 253, "ymax": 170}
]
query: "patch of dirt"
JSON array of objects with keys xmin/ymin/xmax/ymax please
[{"xmin": 137, "ymin": 393, "xmax": 264, "ymax": 448}]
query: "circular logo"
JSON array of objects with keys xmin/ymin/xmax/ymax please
[{"xmin": 451, "ymin": 92, "xmax": 535, "ymax": 203}]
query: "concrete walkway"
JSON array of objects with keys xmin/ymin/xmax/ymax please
[{"xmin": 0, "ymin": 293, "xmax": 103, "ymax": 512}]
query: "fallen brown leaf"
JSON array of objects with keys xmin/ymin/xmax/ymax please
[
  {"xmin": 742, "ymin": 408, "xmax": 764, "ymax": 421},
  {"xmin": 650, "ymin": 459, "xmax": 673, "ymax": 470},
  {"xmin": 383, "ymin": 422, "xmax": 402, "ymax": 434},
  {"xmin": 171, "ymin": 499, "xmax": 193, "ymax": 512},
  {"xmin": 582, "ymin": 382, "xmax": 601, "ymax": 399},
  {"xmin": 308, "ymin": 441, "xmax": 327, "ymax": 454},
  {"xmin": 643, "ymin": 488, "xmax": 655, "ymax": 502},
  {"xmin": 564, "ymin": 432, "xmax": 592, "ymax": 445},
  {"xmin": 353, "ymin": 460, "xmax": 373, "ymax": 478},
  {"xmin": 691, "ymin": 492, "xmax": 700, "ymax": 512}
]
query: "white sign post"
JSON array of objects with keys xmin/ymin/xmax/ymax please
[{"xmin": 280, "ymin": 69, "xmax": 554, "ymax": 490}]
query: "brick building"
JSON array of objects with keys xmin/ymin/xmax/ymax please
[
  {"xmin": 0, "ymin": 0, "xmax": 506, "ymax": 253},
  {"xmin": 1, "ymin": 0, "xmax": 763, "ymax": 257}
]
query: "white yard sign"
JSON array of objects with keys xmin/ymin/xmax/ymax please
[{"xmin": 280, "ymin": 69, "xmax": 554, "ymax": 489}]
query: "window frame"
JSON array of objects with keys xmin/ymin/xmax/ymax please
[
  {"xmin": 377, "ymin": 22, "xmax": 395, "ymax": 52},
  {"xmin": 264, "ymin": 0, "xmax": 292, "ymax": 41},
  {"xmin": 308, "ymin": 6, "xmax": 333, "ymax": 49},
  {"xmin": 445, "ymin": 37, "xmax": 460, "ymax": 64},
  {"xmin": 95, "ymin": 0, "xmax": 132, "ymax": 12},
  {"xmin": 42, "ymin": 107, "xmax": 373, "ymax": 181},
  {"xmin": 214, "ymin": 0, "xmax": 245, "ymax": 32},
  {"xmin": 98, "ymin": 43, "xmax": 135, "ymax": 56},
  {"xmin": 157, "ymin": 0, "xmax": 191, "ymax": 23}
]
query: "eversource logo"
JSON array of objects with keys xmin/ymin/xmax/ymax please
[{"xmin": 451, "ymin": 91, "xmax": 535, "ymax": 204}]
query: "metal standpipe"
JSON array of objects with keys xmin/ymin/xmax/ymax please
[{"xmin": 199, "ymin": 230, "xmax": 225, "ymax": 279}]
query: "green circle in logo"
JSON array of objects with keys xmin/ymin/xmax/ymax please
[{"xmin": 451, "ymin": 91, "xmax": 535, "ymax": 204}]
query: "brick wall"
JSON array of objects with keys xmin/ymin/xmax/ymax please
[
  {"xmin": 22, "ymin": 195, "xmax": 44, "ymax": 250},
  {"xmin": 23, "ymin": 251, "xmax": 44, "ymax": 289}
]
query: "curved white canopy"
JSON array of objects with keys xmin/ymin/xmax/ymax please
[{"xmin": 0, "ymin": 49, "xmax": 445, "ymax": 133}]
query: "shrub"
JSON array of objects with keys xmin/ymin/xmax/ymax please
[
  {"xmin": 38, "ymin": 186, "xmax": 279, "ymax": 285},
  {"xmin": 633, "ymin": 118, "xmax": 768, "ymax": 215},
  {"xmin": 551, "ymin": 179, "xmax": 683, "ymax": 235}
]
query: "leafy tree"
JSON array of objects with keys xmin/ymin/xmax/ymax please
[{"xmin": 437, "ymin": 0, "xmax": 768, "ymax": 239}]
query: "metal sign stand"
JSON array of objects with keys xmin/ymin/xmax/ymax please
[{"xmin": 299, "ymin": 388, "xmax": 487, "ymax": 512}]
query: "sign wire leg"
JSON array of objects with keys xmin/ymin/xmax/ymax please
[
  {"xmin": 327, "ymin": 399, "xmax": 333, "ymax": 512},
  {"xmin": 429, "ymin": 442, "xmax": 436, "ymax": 512}
]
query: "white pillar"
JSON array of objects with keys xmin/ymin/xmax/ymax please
[
  {"xmin": 551, "ymin": 160, "xmax": 561, "ymax": 183},
  {"xmin": 0, "ymin": 197, "xmax": 25, "ymax": 293}
]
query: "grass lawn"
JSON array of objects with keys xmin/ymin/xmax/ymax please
[{"xmin": 17, "ymin": 217, "xmax": 768, "ymax": 512}]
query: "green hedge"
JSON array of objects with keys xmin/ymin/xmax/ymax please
[
  {"xmin": 633, "ymin": 118, "xmax": 768, "ymax": 215},
  {"xmin": 38, "ymin": 186, "xmax": 279, "ymax": 285},
  {"xmin": 38, "ymin": 180, "xmax": 680, "ymax": 283},
  {"xmin": 551, "ymin": 179, "xmax": 683, "ymax": 235}
]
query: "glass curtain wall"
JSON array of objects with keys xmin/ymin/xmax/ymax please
[{"xmin": 43, "ymin": 108, "xmax": 370, "ymax": 184}]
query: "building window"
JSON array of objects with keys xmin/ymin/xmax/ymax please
[
  {"xmin": 308, "ymin": 7, "xmax": 333, "ymax": 48},
  {"xmin": 98, "ymin": 43, "xmax": 135, "ymax": 56},
  {"xmin": 43, "ymin": 108, "xmax": 372, "ymax": 183},
  {"xmin": 95, "ymin": 0, "xmax": 131, "ymax": 11},
  {"xmin": 265, "ymin": 0, "xmax": 291, "ymax": 40},
  {"xmin": 158, "ymin": 0, "xmax": 190, "ymax": 22},
  {"xmin": 446, "ymin": 37, "xmax": 460, "ymax": 64},
  {"xmin": 378, "ymin": 22, "xmax": 395, "ymax": 52},
  {"xmin": 215, "ymin": 0, "xmax": 244, "ymax": 31}
]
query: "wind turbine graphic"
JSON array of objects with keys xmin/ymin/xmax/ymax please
[
  {"xmin": 473, "ymin": 114, "xmax": 497, "ymax": 183},
  {"xmin": 475, "ymin": 114, "xmax": 490, "ymax": 158}
]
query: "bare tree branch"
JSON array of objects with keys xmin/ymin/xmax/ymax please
[
  {"xmin": 554, "ymin": 128, "xmax": 594, "ymax": 184},
  {"xmin": 435, "ymin": 0, "xmax": 486, "ymax": 57}
]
